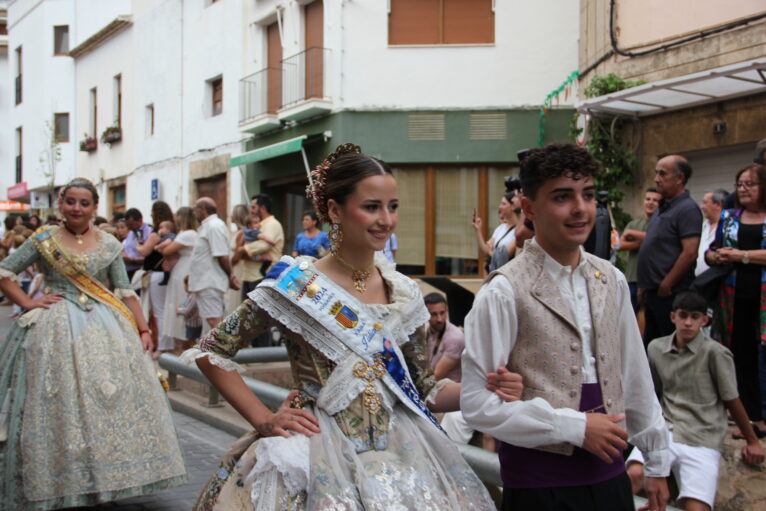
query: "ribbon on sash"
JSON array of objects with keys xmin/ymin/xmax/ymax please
[
  {"xmin": 255, "ymin": 259, "xmax": 442, "ymax": 430},
  {"xmin": 30, "ymin": 227, "xmax": 138, "ymax": 332}
]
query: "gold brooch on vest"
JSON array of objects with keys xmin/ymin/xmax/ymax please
[{"xmin": 594, "ymin": 270, "xmax": 607, "ymax": 283}]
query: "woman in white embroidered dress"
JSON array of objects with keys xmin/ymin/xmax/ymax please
[
  {"xmin": 0, "ymin": 179, "xmax": 186, "ymax": 510},
  {"xmin": 184, "ymin": 144, "xmax": 521, "ymax": 510}
]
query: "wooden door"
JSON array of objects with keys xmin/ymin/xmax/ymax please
[
  {"xmin": 196, "ymin": 174, "xmax": 228, "ymax": 223},
  {"xmin": 304, "ymin": 0, "xmax": 323, "ymax": 99},
  {"xmin": 267, "ymin": 22, "xmax": 282, "ymax": 113}
]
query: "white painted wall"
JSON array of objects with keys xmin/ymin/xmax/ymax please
[
  {"xmin": 242, "ymin": 0, "xmax": 580, "ymax": 111},
  {"xmin": 7, "ymin": 0, "xmax": 76, "ymax": 196},
  {"xmin": 0, "ymin": 0, "xmax": 9, "ymax": 200},
  {"xmin": 72, "ymin": 0, "xmax": 129, "ymax": 47},
  {"xmin": 74, "ymin": 23, "xmax": 134, "ymax": 196}
]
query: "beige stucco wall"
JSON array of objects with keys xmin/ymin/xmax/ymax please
[{"xmin": 579, "ymin": 0, "xmax": 766, "ymax": 85}]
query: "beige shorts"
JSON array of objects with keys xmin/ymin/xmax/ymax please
[{"xmin": 196, "ymin": 288, "xmax": 225, "ymax": 320}]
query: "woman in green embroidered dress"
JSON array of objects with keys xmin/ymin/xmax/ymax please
[
  {"xmin": 0, "ymin": 179, "xmax": 186, "ymax": 510},
  {"xmin": 184, "ymin": 145, "xmax": 521, "ymax": 510}
]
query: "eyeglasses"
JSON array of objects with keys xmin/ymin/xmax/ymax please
[{"xmin": 736, "ymin": 181, "xmax": 760, "ymax": 189}]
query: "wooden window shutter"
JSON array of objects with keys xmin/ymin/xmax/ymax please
[
  {"xmin": 443, "ymin": 0, "xmax": 494, "ymax": 44},
  {"xmin": 389, "ymin": 0, "xmax": 439, "ymax": 45}
]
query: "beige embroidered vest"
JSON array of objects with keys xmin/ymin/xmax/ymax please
[{"xmin": 489, "ymin": 242, "xmax": 625, "ymax": 455}]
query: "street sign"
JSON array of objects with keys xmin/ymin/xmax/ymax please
[
  {"xmin": 151, "ymin": 179, "xmax": 159, "ymax": 201},
  {"xmin": 7, "ymin": 182, "xmax": 28, "ymax": 200}
]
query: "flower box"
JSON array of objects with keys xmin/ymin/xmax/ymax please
[
  {"xmin": 101, "ymin": 126, "xmax": 122, "ymax": 145},
  {"xmin": 79, "ymin": 136, "xmax": 97, "ymax": 152}
]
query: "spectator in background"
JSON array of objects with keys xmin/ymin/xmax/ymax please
[
  {"xmin": 226, "ymin": 204, "xmax": 249, "ymax": 314},
  {"xmin": 189, "ymin": 197, "xmax": 239, "ymax": 334},
  {"xmin": 45, "ymin": 214, "xmax": 59, "ymax": 226},
  {"xmin": 26, "ymin": 214, "xmax": 41, "ymax": 230},
  {"xmin": 242, "ymin": 194, "xmax": 284, "ymax": 295},
  {"xmin": 620, "ymin": 188, "xmax": 662, "ymax": 313},
  {"xmin": 705, "ymin": 163, "xmax": 766, "ymax": 436},
  {"xmin": 473, "ymin": 192, "xmax": 520, "ymax": 272},
  {"xmin": 638, "ymin": 155, "xmax": 702, "ymax": 344},
  {"xmin": 123, "ymin": 208, "xmax": 152, "ymax": 281},
  {"xmin": 695, "ymin": 188, "xmax": 728, "ymax": 276},
  {"xmin": 292, "ymin": 210, "xmax": 329, "ymax": 258},
  {"xmin": 114, "ymin": 216, "xmax": 129, "ymax": 241},
  {"xmin": 378, "ymin": 232, "xmax": 397, "ymax": 263},
  {"xmin": 755, "ymin": 138, "xmax": 766, "ymax": 165}
]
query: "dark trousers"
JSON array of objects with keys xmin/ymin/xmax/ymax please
[
  {"xmin": 628, "ymin": 282, "xmax": 639, "ymax": 314},
  {"xmin": 732, "ymin": 297, "xmax": 763, "ymax": 421},
  {"xmin": 501, "ymin": 472, "xmax": 634, "ymax": 511},
  {"xmin": 643, "ymin": 290, "xmax": 675, "ymax": 347}
]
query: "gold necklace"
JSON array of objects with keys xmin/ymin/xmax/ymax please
[{"xmin": 333, "ymin": 254, "xmax": 374, "ymax": 293}]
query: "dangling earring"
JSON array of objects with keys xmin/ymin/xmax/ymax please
[{"xmin": 329, "ymin": 222, "xmax": 343, "ymax": 256}]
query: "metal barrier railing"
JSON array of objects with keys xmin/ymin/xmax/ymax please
[{"xmin": 159, "ymin": 352, "xmax": 679, "ymax": 509}]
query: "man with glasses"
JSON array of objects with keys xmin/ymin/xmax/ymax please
[{"xmin": 637, "ymin": 155, "xmax": 702, "ymax": 345}]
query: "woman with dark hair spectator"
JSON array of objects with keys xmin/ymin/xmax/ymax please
[
  {"xmin": 472, "ymin": 191, "xmax": 520, "ymax": 272},
  {"xmin": 706, "ymin": 163, "xmax": 766, "ymax": 437},
  {"xmin": 136, "ymin": 200, "xmax": 175, "ymax": 356},
  {"xmin": 26, "ymin": 214, "xmax": 41, "ymax": 230},
  {"xmin": 292, "ymin": 210, "xmax": 329, "ymax": 258},
  {"xmin": 157, "ymin": 206, "xmax": 199, "ymax": 351}
]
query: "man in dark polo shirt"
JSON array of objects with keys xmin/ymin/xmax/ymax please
[{"xmin": 637, "ymin": 155, "xmax": 702, "ymax": 345}]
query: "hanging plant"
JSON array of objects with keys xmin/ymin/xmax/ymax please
[
  {"xmin": 79, "ymin": 134, "xmax": 97, "ymax": 152},
  {"xmin": 570, "ymin": 73, "xmax": 645, "ymax": 229}
]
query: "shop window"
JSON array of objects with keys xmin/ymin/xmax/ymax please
[
  {"xmin": 53, "ymin": 25, "xmax": 69, "ymax": 55},
  {"xmin": 54, "ymin": 113, "xmax": 70, "ymax": 142},
  {"xmin": 389, "ymin": 0, "xmax": 494, "ymax": 45}
]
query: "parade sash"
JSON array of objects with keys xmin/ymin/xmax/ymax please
[
  {"xmin": 30, "ymin": 227, "xmax": 138, "ymax": 332},
  {"xmin": 251, "ymin": 259, "xmax": 441, "ymax": 430}
]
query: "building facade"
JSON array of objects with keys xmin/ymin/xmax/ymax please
[
  {"xmin": 235, "ymin": 0, "xmax": 579, "ymax": 276},
  {"xmin": 577, "ymin": 0, "xmax": 766, "ymax": 213}
]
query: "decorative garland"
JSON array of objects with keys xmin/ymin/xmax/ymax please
[{"xmin": 537, "ymin": 70, "xmax": 580, "ymax": 147}]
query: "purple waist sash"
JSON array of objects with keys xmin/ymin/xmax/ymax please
[{"xmin": 498, "ymin": 382, "xmax": 625, "ymax": 488}]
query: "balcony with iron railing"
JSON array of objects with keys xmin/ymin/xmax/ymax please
[
  {"xmin": 239, "ymin": 67, "xmax": 283, "ymax": 134},
  {"xmin": 238, "ymin": 47, "xmax": 332, "ymax": 133},
  {"xmin": 279, "ymin": 46, "xmax": 332, "ymax": 122}
]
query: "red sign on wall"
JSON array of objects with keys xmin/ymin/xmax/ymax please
[{"xmin": 7, "ymin": 182, "xmax": 28, "ymax": 200}]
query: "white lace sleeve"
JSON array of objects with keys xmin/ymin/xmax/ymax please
[
  {"xmin": 178, "ymin": 347, "xmax": 245, "ymax": 373},
  {"xmin": 0, "ymin": 267, "xmax": 17, "ymax": 280},
  {"xmin": 114, "ymin": 288, "xmax": 138, "ymax": 299},
  {"xmin": 425, "ymin": 377, "xmax": 455, "ymax": 405}
]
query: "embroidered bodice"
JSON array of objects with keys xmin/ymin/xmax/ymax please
[
  {"xmin": 0, "ymin": 226, "xmax": 135, "ymax": 309},
  {"xmin": 193, "ymin": 256, "xmax": 435, "ymax": 453}
]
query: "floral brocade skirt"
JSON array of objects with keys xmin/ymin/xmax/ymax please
[
  {"xmin": 0, "ymin": 299, "xmax": 186, "ymax": 510},
  {"xmin": 194, "ymin": 402, "xmax": 495, "ymax": 511}
]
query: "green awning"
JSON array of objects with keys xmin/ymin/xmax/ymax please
[{"xmin": 229, "ymin": 135, "xmax": 307, "ymax": 167}]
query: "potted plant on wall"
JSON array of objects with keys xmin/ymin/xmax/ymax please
[
  {"xmin": 101, "ymin": 124, "xmax": 122, "ymax": 145},
  {"xmin": 79, "ymin": 134, "xmax": 97, "ymax": 152}
]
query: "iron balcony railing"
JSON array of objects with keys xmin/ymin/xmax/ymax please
[
  {"xmin": 239, "ymin": 67, "xmax": 283, "ymax": 125},
  {"xmin": 281, "ymin": 46, "xmax": 330, "ymax": 108}
]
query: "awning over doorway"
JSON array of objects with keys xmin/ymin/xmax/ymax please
[
  {"xmin": 576, "ymin": 58, "xmax": 766, "ymax": 117},
  {"xmin": 229, "ymin": 135, "xmax": 308, "ymax": 167}
]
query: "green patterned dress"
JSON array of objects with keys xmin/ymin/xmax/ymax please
[{"xmin": 0, "ymin": 227, "xmax": 186, "ymax": 510}]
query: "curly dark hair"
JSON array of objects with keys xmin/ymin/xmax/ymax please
[
  {"xmin": 520, "ymin": 143, "xmax": 601, "ymax": 199},
  {"xmin": 151, "ymin": 201, "xmax": 174, "ymax": 228}
]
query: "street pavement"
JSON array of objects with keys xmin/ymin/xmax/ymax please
[{"xmin": 0, "ymin": 309, "xmax": 238, "ymax": 511}]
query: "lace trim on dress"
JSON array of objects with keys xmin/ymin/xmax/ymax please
[
  {"xmin": 17, "ymin": 308, "xmax": 44, "ymax": 328},
  {"xmin": 0, "ymin": 267, "xmax": 17, "ymax": 280},
  {"xmin": 425, "ymin": 377, "xmax": 455, "ymax": 405},
  {"xmin": 316, "ymin": 354, "xmax": 394, "ymax": 416},
  {"xmin": 247, "ymin": 434, "xmax": 310, "ymax": 508},
  {"xmin": 178, "ymin": 347, "xmax": 245, "ymax": 373},
  {"xmin": 113, "ymin": 288, "xmax": 138, "ymax": 300}
]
